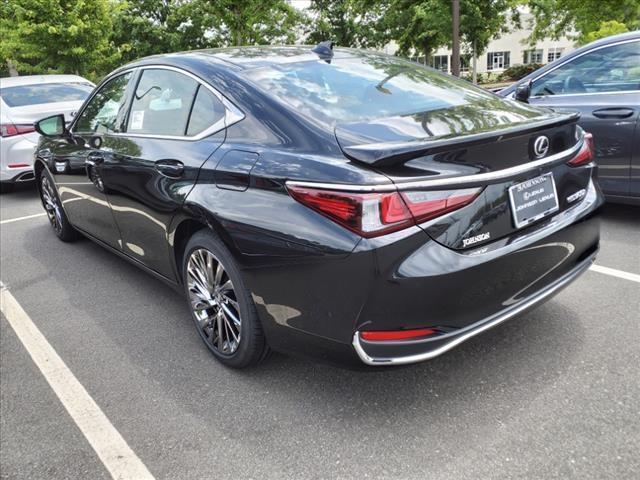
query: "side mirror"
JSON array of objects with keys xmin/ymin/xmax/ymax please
[
  {"xmin": 514, "ymin": 80, "xmax": 532, "ymax": 103},
  {"xmin": 35, "ymin": 114, "xmax": 67, "ymax": 137}
]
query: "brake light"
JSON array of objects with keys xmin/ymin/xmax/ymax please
[
  {"xmin": 361, "ymin": 328, "xmax": 437, "ymax": 341},
  {"xmin": 400, "ymin": 188, "xmax": 482, "ymax": 223},
  {"xmin": 287, "ymin": 185, "xmax": 482, "ymax": 238},
  {"xmin": 0, "ymin": 123, "xmax": 36, "ymax": 138},
  {"xmin": 567, "ymin": 132, "xmax": 594, "ymax": 167},
  {"xmin": 287, "ymin": 186, "xmax": 414, "ymax": 237}
]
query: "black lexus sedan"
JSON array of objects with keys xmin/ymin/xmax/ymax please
[{"xmin": 33, "ymin": 44, "xmax": 603, "ymax": 368}]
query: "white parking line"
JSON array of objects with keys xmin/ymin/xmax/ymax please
[
  {"xmin": 590, "ymin": 264, "xmax": 640, "ymax": 284},
  {"xmin": 0, "ymin": 282, "xmax": 155, "ymax": 480},
  {"xmin": 0, "ymin": 212, "xmax": 46, "ymax": 225}
]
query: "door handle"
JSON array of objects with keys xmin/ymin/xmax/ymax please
[
  {"xmin": 85, "ymin": 152, "xmax": 104, "ymax": 167},
  {"xmin": 155, "ymin": 160, "xmax": 184, "ymax": 178},
  {"xmin": 592, "ymin": 108, "xmax": 635, "ymax": 119}
]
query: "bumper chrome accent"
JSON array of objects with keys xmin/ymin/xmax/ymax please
[{"xmin": 352, "ymin": 250, "xmax": 597, "ymax": 366}]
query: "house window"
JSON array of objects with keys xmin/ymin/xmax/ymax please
[
  {"xmin": 524, "ymin": 49, "xmax": 543, "ymax": 64},
  {"xmin": 431, "ymin": 55, "xmax": 449, "ymax": 72},
  {"xmin": 547, "ymin": 48, "xmax": 564, "ymax": 62},
  {"xmin": 487, "ymin": 51, "xmax": 510, "ymax": 71}
]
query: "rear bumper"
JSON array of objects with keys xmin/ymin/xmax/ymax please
[
  {"xmin": 352, "ymin": 177, "xmax": 603, "ymax": 366},
  {"xmin": 353, "ymin": 248, "xmax": 596, "ymax": 365},
  {"xmin": 0, "ymin": 135, "xmax": 37, "ymax": 183}
]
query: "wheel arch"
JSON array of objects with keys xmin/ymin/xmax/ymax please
[{"xmin": 171, "ymin": 209, "xmax": 241, "ymax": 284}]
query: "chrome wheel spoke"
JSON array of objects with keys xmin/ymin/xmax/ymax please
[
  {"xmin": 221, "ymin": 303, "xmax": 241, "ymax": 329},
  {"xmin": 187, "ymin": 248, "xmax": 242, "ymax": 356},
  {"xmin": 219, "ymin": 279, "xmax": 234, "ymax": 294},
  {"xmin": 221, "ymin": 294, "xmax": 239, "ymax": 312}
]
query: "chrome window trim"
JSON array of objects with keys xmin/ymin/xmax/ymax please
[
  {"xmin": 286, "ymin": 136, "xmax": 584, "ymax": 193},
  {"xmin": 71, "ymin": 64, "xmax": 245, "ymax": 141},
  {"xmin": 525, "ymin": 37, "xmax": 640, "ymax": 99},
  {"xmin": 352, "ymin": 249, "xmax": 597, "ymax": 366}
]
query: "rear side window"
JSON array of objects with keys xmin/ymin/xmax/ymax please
[
  {"xmin": 127, "ymin": 69, "xmax": 198, "ymax": 136},
  {"xmin": 186, "ymin": 86, "xmax": 226, "ymax": 136},
  {"xmin": 0, "ymin": 83, "xmax": 93, "ymax": 107}
]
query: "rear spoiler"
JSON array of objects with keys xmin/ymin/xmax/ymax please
[{"xmin": 335, "ymin": 111, "xmax": 580, "ymax": 167}]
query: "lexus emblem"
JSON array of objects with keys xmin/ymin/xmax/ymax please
[{"xmin": 533, "ymin": 136, "xmax": 550, "ymax": 158}]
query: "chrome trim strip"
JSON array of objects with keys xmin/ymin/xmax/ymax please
[
  {"xmin": 352, "ymin": 250, "xmax": 597, "ymax": 366},
  {"xmin": 71, "ymin": 64, "xmax": 245, "ymax": 141},
  {"xmin": 286, "ymin": 138, "xmax": 584, "ymax": 193},
  {"xmin": 353, "ymin": 252, "xmax": 597, "ymax": 366}
]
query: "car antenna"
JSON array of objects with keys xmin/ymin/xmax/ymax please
[{"xmin": 312, "ymin": 41, "xmax": 334, "ymax": 63}]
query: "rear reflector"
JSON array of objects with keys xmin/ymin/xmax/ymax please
[
  {"xmin": 287, "ymin": 185, "xmax": 482, "ymax": 238},
  {"xmin": 7, "ymin": 163, "xmax": 30, "ymax": 168},
  {"xmin": 567, "ymin": 132, "xmax": 594, "ymax": 167},
  {"xmin": 361, "ymin": 328, "xmax": 437, "ymax": 342},
  {"xmin": 0, "ymin": 123, "xmax": 36, "ymax": 138}
]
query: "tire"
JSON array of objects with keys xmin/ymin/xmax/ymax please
[
  {"xmin": 38, "ymin": 169, "xmax": 79, "ymax": 242},
  {"xmin": 182, "ymin": 230, "xmax": 269, "ymax": 368}
]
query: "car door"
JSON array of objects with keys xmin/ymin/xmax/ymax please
[
  {"xmin": 48, "ymin": 72, "xmax": 134, "ymax": 249},
  {"xmin": 93, "ymin": 67, "xmax": 233, "ymax": 280},
  {"xmin": 528, "ymin": 39, "xmax": 640, "ymax": 198}
]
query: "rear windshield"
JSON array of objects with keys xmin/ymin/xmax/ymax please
[
  {"xmin": 244, "ymin": 56, "xmax": 494, "ymax": 124},
  {"xmin": 1, "ymin": 82, "xmax": 93, "ymax": 107}
]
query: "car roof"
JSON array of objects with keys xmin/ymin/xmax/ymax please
[
  {"xmin": 0, "ymin": 74, "xmax": 94, "ymax": 89},
  {"xmin": 123, "ymin": 45, "xmax": 380, "ymax": 72},
  {"xmin": 500, "ymin": 30, "xmax": 640, "ymax": 95}
]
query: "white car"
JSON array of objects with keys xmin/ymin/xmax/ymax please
[{"xmin": 0, "ymin": 75, "xmax": 94, "ymax": 191}]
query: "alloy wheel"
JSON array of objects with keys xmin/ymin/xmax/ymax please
[
  {"xmin": 187, "ymin": 248, "xmax": 241, "ymax": 355},
  {"xmin": 41, "ymin": 175, "xmax": 63, "ymax": 235}
]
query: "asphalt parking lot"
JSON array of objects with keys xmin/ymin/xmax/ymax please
[{"xmin": 1, "ymin": 183, "xmax": 639, "ymax": 480}]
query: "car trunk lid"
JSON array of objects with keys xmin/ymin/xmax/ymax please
[{"xmin": 334, "ymin": 103, "xmax": 590, "ymax": 250}]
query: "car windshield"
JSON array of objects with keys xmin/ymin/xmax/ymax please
[
  {"xmin": 244, "ymin": 56, "xmax": 494, "ymax": 124},
  {"xmin": 0, "ymin": 82, "xmax": 93, "ymax": 107}
]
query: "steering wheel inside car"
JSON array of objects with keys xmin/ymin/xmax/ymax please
[{"xmin": 563, "ymin": 76, "xmax": 587, "ymax": 94}]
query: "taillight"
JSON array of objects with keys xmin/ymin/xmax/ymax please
[
  {"xmin": 361, "ymin": 328, "xmax": 437, "ymax": 341},
  {"xmin": 0, "ymin": 123, "xmax": 36, "ymax": 138},
  {"xmin": 400, "ymin": 188, "xmax": 482, "ymax": 223},
  {"xmin": 287, "ymin": 186, "xmax": 414, "ymax": 237},
  {"xmin": 567, "ymin": 132, "xmax": 594, "ymax": 167},
  {"xmin": 287, "ymin": 185, "xmax": 482, "ymax": 238}
]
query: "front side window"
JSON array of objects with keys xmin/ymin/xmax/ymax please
[
  {"xmin": 127, "ymin": 69, "xmax": 198, "ymax": 136},
  {"xmin": 75, "ymin": 73, "xmax": 132, "ymax": 133},
  {"xmin": 531, "ymin": 40, "xmax": 640, "ymax": 96}
]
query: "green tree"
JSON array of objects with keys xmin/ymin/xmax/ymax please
[
  {"xmin": 584, "ymin": 20, "xmax": 630, "ymax": 45},
  {"xmin": 527, "ymin": 0, "xmax": 640, "ymax": 45},
  {"xmin": 305, "ymin": 0, "xmax": 388, "ymax": 48},
  {"xmin": 354, "ymin": 0, "xmax": 519, "ymax": 60},
  {"xmin": 0, "ymin": 0, "xmax": 115, "ymax": 79}
]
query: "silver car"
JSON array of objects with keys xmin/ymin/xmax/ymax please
[{"xmin": 0, "ymin": 75, "xmax": 94, "ymax": 191}]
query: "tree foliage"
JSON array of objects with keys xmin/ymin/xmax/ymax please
[
  {"xmin": 583, "ymin": 20, "xmax": 629, "ymax": 45},
  {"xmin": 526, "ymin": 0, "xmax": 640, "ymax": 45},
  {"xmin": 306, "ymin": 0, "xmax": 388, "ymax": 48},
  {"xmin": 0, "ymin": 0, "xmax": 115, "ymax": 79}
]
